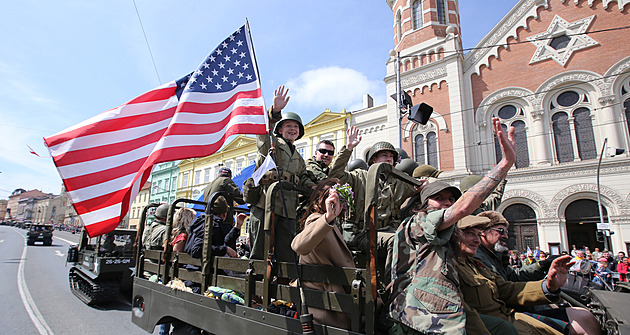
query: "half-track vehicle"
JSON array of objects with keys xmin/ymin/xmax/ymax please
[
  {"xmin": 67, "ymin": 227, "xmax": 136, "ymax": 305},
  {"xmin": 26, "ymin": 223, "xmax": 53, "ymax": 246}
]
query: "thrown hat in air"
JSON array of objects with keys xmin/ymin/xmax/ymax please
[{"xmin": 457, "ymin": 215, "xmax": 492, "ymax": 230}]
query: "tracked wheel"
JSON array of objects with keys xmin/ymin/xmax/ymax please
[{"xmin": 69, "ymin": 268, "xmax": 120, "ymax": 305}]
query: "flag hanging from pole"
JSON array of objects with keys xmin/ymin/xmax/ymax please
[{"xmin": 44, "ymin": 23, "xmax": 267, "ymax": 237}]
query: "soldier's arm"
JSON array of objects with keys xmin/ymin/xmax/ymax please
[
  {"xmin": 441, "ymin": 118, "xmax": 515, "ymax": 230},
  {"xmin": 226, "ymin": 179, "xmax": 245, "ymax": 204},
  {"xmin": 328, "ymin": 146, "xmax": 353, "ymax": 181}
]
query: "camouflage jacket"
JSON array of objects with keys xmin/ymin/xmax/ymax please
[
  {"xmin": 388, "ymin": 209, "xmax": 465, "ymax": 335},
  {"xmin": 305, "ymin": 157, "xmax": 329, "ymax": 183}
]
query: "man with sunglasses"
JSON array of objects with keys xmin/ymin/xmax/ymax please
[
  {"xmin": 306, "ymin": 140, "xmax": 335, "ymax": 183},
  {"xmin": 475, "ymin": 211, "xmax": 546, "ymax": 282}
]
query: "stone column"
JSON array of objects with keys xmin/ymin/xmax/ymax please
[
  {"xmin": 567, "ymin": 116, "xmax": 580, "ymax": 161},
  {"xmin": 598, "ymin": 95, "xmax": 623, "ymax": 150},
  {"xmin": 531, "ymin": 110, "xmax": 551, "ymax": 165}
]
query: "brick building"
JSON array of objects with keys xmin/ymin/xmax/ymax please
[{"xmin": 373, "ymin": 0, "xmax": 630, "ymax": 254}]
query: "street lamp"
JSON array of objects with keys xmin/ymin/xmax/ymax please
[
  {"xmin": 596, "ymin": 137, "xmax": 625, "ymax": 251},
  {"xmin": 389, "ymin": 50, "xmax": 434, "ymax": 148}
]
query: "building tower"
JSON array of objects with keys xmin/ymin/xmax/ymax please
[{"xmin": 386, "ymin": 0, "xmax": 468, "ymax": 175}]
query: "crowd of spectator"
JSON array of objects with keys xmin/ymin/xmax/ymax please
[{"xmin": 508, "ymin": 245, "xmax": 628, "ymax": 287}]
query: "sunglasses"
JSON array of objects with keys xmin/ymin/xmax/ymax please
[
  {"xmin": 317, "ymin": 148, "xmax": 334, "ymax": 156},
  {"xmin": 490, "ymin": 227, "xmax": 508, "ymax": 235}
]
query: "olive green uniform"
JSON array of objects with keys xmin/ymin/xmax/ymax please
[
  {"xmin": 248, "ymin": 109, "xmax": 315, "ymax": 262},
  {"xmin": 305, "ymin": 157, "xmax": 329, "ymax": 183},
  {"xmin": 204, "ymin": 176, "xmax": 244, "ymax": 226},
  {"xmin": 457, "ymin": 256, "xmax": 564, "ymax": 335},
  {"xmin": 328, "ymin": 146, "xmax": 417, "ymax": 282}
]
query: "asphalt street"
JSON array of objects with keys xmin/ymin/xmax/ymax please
[{"xmin": 0, "ymin": 226, "xmax": 157, "ymax": 335}]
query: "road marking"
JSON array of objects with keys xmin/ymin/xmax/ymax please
[
  {"xmin": 0, "ymin": 239, "xmax": 4, "ymax": 243},
  {"xmin": 55, "ymin": 250, "xmax": 65, "ymax": 257},
  {"xmin": 54, "ymin": 236, "xmax": 76, "ymax": 245},
  {"xmin": 17, "ymin": 233, "xmax": 55, "ymax": 335}
]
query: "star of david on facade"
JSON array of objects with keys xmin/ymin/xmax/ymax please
[{"xmin": 527, "ymin": 15, "xmax": 599, "ymax": 67}]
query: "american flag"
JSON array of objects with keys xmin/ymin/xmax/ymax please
[{"xmin": 44, "ymin": 24, "xmax": 267, "ymax": 237}]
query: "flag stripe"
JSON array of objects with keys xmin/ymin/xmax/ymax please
[{"xmin": 45, "ymin": 24, "xmax": 267, "ymax": 237}]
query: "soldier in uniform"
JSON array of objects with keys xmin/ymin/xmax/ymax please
[
  {"xmin": 143, "ymin": 203, "xmax": 169, "ymax": 250},
  {"xmin": 328, "ymin": 126, "xmax": 418, "ymax": 284},
  {"xmin": 413, "ymin": 164, "xmax": 442, "ymax": 179},
  {"xmin": 306, "ymin": 140, "xmax": 335, "ymax": 183},
  {"xmin": 346, "ymin": 158, "xmax": 367, "ymax": 172},
  {"xmin": 388, "ymin": 117, "xmax": 519, "ymax": 335},
  {"xmin": 248, "ymin": 85, "xmax": 316, "ymax": 262},
  {"xmin": 204, "ymin": 167, "xmax": 244, "ymax": 226},
  {"xmin": 394, "ymin": 158, "xmax": 418, "ymax": 177}
]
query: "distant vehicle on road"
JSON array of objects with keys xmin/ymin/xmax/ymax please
[
  {"xmin": 26, "ymin": 224, "xmax": 53, "ymax": 246},
  {"xmin": 67, "ymin": 228, "xmax": 136, "ymax": 305}
]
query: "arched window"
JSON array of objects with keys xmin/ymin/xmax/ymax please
[
  {"xmin": 412, "ymin": 0, "xmax": 423, "ymax": 30},
  {"xmin": 573, "ymin": 108, "xmax": 596, "ymax": 160},
  {"xmin": 436, "ymin": 0, "xmax": 447, "ymax": 24},
  {"xmin": 493, "ymin": 104, "xmax": 528, "ymax": 168},
  {"xmin": 621, "ymin": 78, "xmax": 630, "ymax": 139},
  {"xmin": 427, "ymin": 132, "xmax": 438, "ymax": 167},
  {"xmin": 413, "ymin": 123, "xmax": 439, "ymax": 168},
  {"xmin": 415, "ymin": 134, "xmax": 425, "ymax": 163},
  {"xmin": 396, "ymin": 10, "xmax": 402, "ymax": 42},
  {"xmin": 550, "ymin": 90, "xmax": 595, "ymax": 163},
  {"xmin": 513, "ymin": 120, "xmax": 530, "ymax": 168},
  {"xmin": 552, "ymin": 112, "xmax": 574, "ymax": 163}
]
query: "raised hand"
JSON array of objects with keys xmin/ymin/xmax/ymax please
[
  {"xmin": 546, "ymin": 255, "xmax": 573, "ymax": 291},
  {"xmin": 324, "ymin": 189, "xmax": 342, "ymax": 223},
  {"xmin": 272, "ymin": 85, "xmax": 290, "ymax": 112},
  {"xmin": 346, "ymin": 126, "xmax": 362, "ymax": 150},
  {"xmin": 493, "ymin": 117, "xmax": 516, "ymax": 170}
]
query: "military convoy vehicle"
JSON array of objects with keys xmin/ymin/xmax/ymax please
[
  {"xmin": 129, "ymin": 165, "xmax": 629, "ymax": 334},
  {"xmin": 67, "ymin": 227, "xmax": 136, "ymax": 305},
  {"xmin": 26, "ymin": 223, "xmax": 54, "ymax": 246}
]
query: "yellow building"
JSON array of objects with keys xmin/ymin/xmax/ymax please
[{"xmin": 176, "ymin": 109, "xmax": 349, "ymax": 201}]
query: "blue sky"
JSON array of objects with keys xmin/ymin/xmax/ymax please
[{"xmin": 0, "ymin": 0, "xmax": 518, "ymax": 198}]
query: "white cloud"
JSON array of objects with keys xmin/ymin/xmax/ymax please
[{"xmin": 285, "ymin": 66, "xmax": 385, "ymax": 118}]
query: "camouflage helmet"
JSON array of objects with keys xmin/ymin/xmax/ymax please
[
  {"xmin": 395, "ymin": 158, "xmax": 418, "ymax": 176},
  {"xmin": 367, "ymin": 141, "xmax": 398, "ymax": 165},
  {"xmin": 413, "ymin": 164, "xmax": 442, "ymax": 178},
  {"xmin": 273, "ymin": 112, "xmax": 304, "ymax": 140},
  {"xmin": 396, "ymin": 148, "xmax": 410, "ymax": 160},
  {"xmin": 459, "ymin": 175, "xmax": 483, "ymax": 193},
  {"xmin": 347, "ymin": 158, "xmax": 368, "ymax": 172},
  {"xmin": 155, "ymin": 203, "xmax": 170, "ymax": 221}
]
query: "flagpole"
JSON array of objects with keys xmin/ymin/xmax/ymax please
[{"xmin": 246, "ymin": 20, "xmax": 314, "ymax": 333}]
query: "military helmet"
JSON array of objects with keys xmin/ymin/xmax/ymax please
[
  {"xmin": 413, "ymin": 164, "xmax": 442, "ymax": 178},
  {"xmin": 155, "ymin": 203, "xmax": 170, "ymax": 221},
  {"xmin": 347, "ymin": 158, "xmax": 368, "ymax": 172},
  {"xmin": 367, "ymin": 141, "xmax": 398, "ymax": 165},
  {"xmin": 273, "ymin": 112, "xmax": 304, "ymax": 140},
  {"xmin": 396, "ymin": 148, "xmax": 410, "ymax": 160},
  {"xmin": 395, "ymin": 158, "xmax": 418, "ymax": 176},
  {"xmin": 459, "ymin": 175, "xmax": 484, "ymax": 193}
]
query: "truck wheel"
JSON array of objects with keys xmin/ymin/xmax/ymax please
[{"xmin": 27, "ymin": 240, "xmax": 34, "ymax": 246}]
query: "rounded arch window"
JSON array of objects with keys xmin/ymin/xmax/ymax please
[{"xmin": 498, "ymin": 105, "xmax": 517, "ymax": 119}]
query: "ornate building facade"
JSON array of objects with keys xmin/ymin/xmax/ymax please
[{"xmin": 379, "ymin": 0, "xmax": 630, "ymax": 254}]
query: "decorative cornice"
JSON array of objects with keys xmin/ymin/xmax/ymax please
[
  {"xmin": 401, "ymin": 66, "xmax": 448, "ymax": 89},
  {"xmin": 475, "ymin": 87, "xmax": 534, "ymax": 124},
  {"xmin": 598, "ymin": 95, "xmax": 616, "ymax": 106},
  {"xmin": 548, "ymin": 183, "xmax": 629, "ymax": 217},
  {"xmin": 559, "ymin": 0, "xmax": 630, "ymax": 11},
  {"xmin": 533, "ymin": 71, "xmax": 606, "ymax": 109},
  {"xmin": 501, "ymin": 189, "xmax": 549, "ymax": 214},
  {"xmin": 604, "ymin": 56, "xmax": 630, "ymax": 92},
  {"xmin": 507, "ymin": 161, "xmax": 630, "ymax": 184},
  {"xmin": 464, "ymin": 0, "xmax": 549, "ymax": 75}
]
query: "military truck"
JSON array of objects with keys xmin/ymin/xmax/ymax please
[
  {"xmin": 130, "ymin": 165, "xmax": 626, "ymax": 334},
  {"xmin": 67, "ymin": 227, "xmax": 136, "ymax": 305},
  {"xmin": 26, "ymin": 223, "xmax": 54, "ymax": 246}
]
